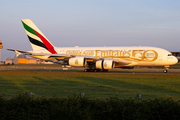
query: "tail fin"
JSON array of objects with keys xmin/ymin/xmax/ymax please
[{"xmin": 21, "ymin": 19, "xmax": 57, "ymax": 54}]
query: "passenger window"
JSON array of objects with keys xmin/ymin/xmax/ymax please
[{"xmin": 168, "ymin": 54, "xmax": 172, "ymax": 56}]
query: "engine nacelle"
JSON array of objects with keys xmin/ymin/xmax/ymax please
[
  {"xmin": 96, "ymin": 60, "xmax": 114, "ymax": 69},
  {"xmin": 96, "ymin": 60, "xmax": 103, "ymax": 69},
  {"xmin": 69, "ymin": 57, "xmax": 85, "ymax": 67}
]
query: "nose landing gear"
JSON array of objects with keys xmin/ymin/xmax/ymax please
[
  {"xmin": 163, "ymin": 69, "xmax": 168, "ymax": 73},
  {"xmin": 163, "ymin": 66, "xmax": 169, "ymax": 73}
]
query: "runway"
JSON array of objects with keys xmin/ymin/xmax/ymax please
[{"xmin": 0, "ymin": 66, "xmax": 180, "ymax": 74}]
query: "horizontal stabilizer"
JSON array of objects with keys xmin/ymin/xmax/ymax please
[{"xmin": 7, "ymin": 48, "xmax": 32, "ymax": 57}]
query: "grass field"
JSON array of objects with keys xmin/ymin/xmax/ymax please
[{"xmin": 0, "ymin": 71, "xmax": 180, "ymax": 100}]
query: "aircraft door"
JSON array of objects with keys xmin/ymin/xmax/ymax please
[{"xmin": 159, "ymin": 54, "xmax": 163, "ymax": 61}]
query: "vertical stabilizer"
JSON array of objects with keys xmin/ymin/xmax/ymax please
[{"xmin": 21, "ymin": 19, "xmax": 57, "ymax": 54}]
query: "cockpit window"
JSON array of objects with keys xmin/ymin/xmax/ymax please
[{"xmin": 168, "ymin": 54, "xmax": 173, "ymax": 56}]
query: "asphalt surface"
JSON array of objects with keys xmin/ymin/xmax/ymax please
[{"xmin": 0, "ymin": 66, "xmax": 180, "ymax": 74}]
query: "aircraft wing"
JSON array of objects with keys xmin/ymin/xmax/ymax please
[
  {"xmin": 113, "ymin": 58, "xmax": 137, "ymax": 67},
  {"xmin": 113, "ymin": 59, "xmax": 132, "ymax": 65},
  {"xmin": 7, "ymin": 48, "xmax": 136, "ymax": 67}
]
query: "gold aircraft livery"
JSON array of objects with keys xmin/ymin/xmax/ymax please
[{"xmin": 7, "ymin": 19, "xmax": 178, "ymax": 73}]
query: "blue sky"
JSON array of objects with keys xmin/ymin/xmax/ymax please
[{"xmin": 1, "ymin": 0, "xmax": 180, "ymax": 60}]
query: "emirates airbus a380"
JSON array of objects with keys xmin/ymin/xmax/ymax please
[{"xmin": 7, "ymin": 19, "xmax": 178, "ymax": 73}]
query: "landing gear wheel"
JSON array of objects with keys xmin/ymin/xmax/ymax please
[
  {"xmin": 84, "ymin": 69, "xmax": 95, "ymax": 72},
  {"xmin": 84, "ymin": 69, "xmax": 102, "ymax": 72},
  {"xmin": 84, "ymin": 69, "xmax": 91, "ymax": 72},
  {"xmin": 101, "ymin": 69, "xmax": 108, "ymax": 72},
  {"xmin": 163, "ymin": 69, "xmax": 168, "ymax": 73}
]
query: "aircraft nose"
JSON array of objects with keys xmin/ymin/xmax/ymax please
[{"xmin": 173, "ymin": 56, "xmax": 178, "ymax": 64}]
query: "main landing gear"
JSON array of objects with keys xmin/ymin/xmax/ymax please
[{"xmin": 84, "ymin": 69, "xmax": 108, "ymax": 72}]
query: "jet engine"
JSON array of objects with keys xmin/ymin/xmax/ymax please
[
  {"xmin": 69, "ymin": 57, "xmax": 85, "ymax": 67},
  {"xmin": 96, "ymin": 60, "xmax": 114, "ymax": 69}
]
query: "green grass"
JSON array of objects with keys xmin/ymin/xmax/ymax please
[{"xmin": 0, "ymin": 72, "xmax": 180, "ymax": 100}]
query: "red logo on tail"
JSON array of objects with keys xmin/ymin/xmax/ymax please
[{"xmin": 34, "ymin": 30, "xmax": 57, "ymax": 54}]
